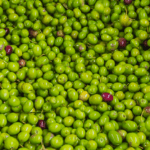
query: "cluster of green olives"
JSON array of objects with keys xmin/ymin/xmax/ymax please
[{"xmin": 0, "ymin": 0, "xmax": 150, "ymax": 150}]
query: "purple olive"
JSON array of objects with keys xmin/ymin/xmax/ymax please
[
  {"xmin": 5, "ymin": 28, "xmax": 10, "ymax": 36},
  {"xmin": 124, "ymin": 0, "xmax": 132, "ymax": 5},
  {"xmin": 102, "ymin": 93, "xmax": 113, "ymax": 102},
  {"xmin": 37, "ymin": 120, "xmax": 46, "ymax": 129},
  {"xmin": 118, "ymin": 38, "xmax": 127, "ymax": 49},
  {"xmin": 5, "ymin": 45, "xmax": 12, "ymax": 55}
]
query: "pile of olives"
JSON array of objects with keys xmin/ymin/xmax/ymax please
[{"xmin": 0, "ymin": 0, "xmax": 150, "ymax": 150}]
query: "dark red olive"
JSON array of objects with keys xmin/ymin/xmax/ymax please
[
  {"xmin": 118, "ymin": 38, "xmax": 127, "ymax": 49},
  {"xmin": 38, "ymin": 120, "xmax": 46, "ymax": 129},
  {"xmin": 5, "ymin": 28, "xmax": 10, "ymax": 36},
  {"xmin": 124, "ymin": 0, "xmax": 132, "ymax": 5},
  {"xmin": 29, "ymin": 28, "xmax": 38, "ymax": 37},
  {"xmin": 18, "ymin": 59, "xmax": 26, "ymax": 67},
  {"xmin": 5, "ymin": 45, "xmax": 12, "ymax": 55},
  {"xmin": 102, "ymin": 93, "xmax": 113, "ymax": 102}
]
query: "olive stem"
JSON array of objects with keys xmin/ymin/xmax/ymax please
[{"xmin": 41, "ymin": 141, "xmax": 46, "ymax": 150}]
